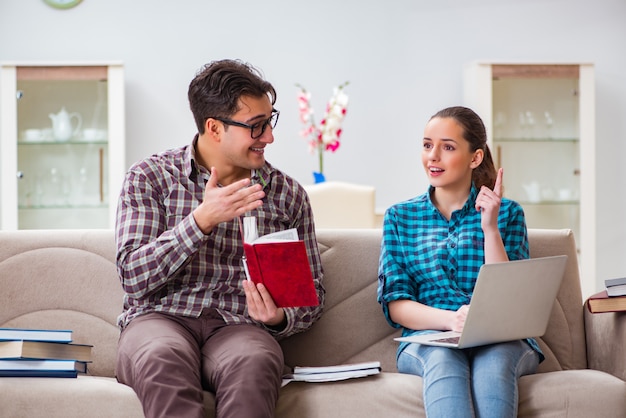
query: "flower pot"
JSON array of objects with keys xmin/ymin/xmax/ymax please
[{"xmin": 313, "ymin": 172, "xmax": 326, "ymax": 184}]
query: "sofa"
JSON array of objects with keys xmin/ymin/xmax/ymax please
[{"xmin": 0, "ymin": 228, "xmax": 625, "ymax": 417}]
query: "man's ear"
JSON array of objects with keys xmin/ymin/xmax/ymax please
[
  {"xmin": 205, "ymin": 118, "xmax": 221, "ymax": 140},
  {"xmin": 470, "ymin": 149, "xmax": 484, "ymax": 169}
]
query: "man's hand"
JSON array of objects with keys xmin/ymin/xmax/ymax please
[
  {"xmin": 242, "ymin": 280, "xmax": 286, "ymax": 327},
  {"xmin": 193, "ymin": 167, "xmax": 265, "ymax": 234}
]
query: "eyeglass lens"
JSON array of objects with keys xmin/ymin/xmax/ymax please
[{"xmin": 252, "ymin": 112, "xmax": 279, "ymax": 139}]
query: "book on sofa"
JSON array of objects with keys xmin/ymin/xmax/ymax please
[
  {"xmin": 0, "ymin": 328, "xmax": 90, "ymax": 378},
  {"xmin": 605, "ymin": 277, "xmax": 626, "ymax": 297},
  {"xmin": 0, "ymin": 359, "xmax": 87, "ymax": 378},
  {"xmin": 0, "ymin": 327, "xmax": 72, "ymax": 343},
  {"xmin": 0, "ymin": 340, "xmax": 92, "ymax": 362},
  {"xmin": 587, "ymin": 290, "xmax": 626, "ymax": 313},
  {"xmin": 283, "ymin": 361, "xmax": 381, "ymax": 383}
]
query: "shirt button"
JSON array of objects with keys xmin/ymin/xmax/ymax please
[{"xmin": 450, "ymin": 242, "xmax": 456, "ymax": 248}]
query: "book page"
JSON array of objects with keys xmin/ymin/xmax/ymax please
[
  {"xmin": 243, "ymin": 216, "xmax": 258, "ymax": 243},
  {"xmin": 286, "ymin": 368, "xmax": 380, "ymax": 382},
  {"xmin": 253, "ymin": 228, "xmax": 299, "ymax": 243},
  {"xmin": 293, "ymin": 361, "xmax": 381, "ymax": 375},
  {"xmin": 243, "ymin": 216, "xmax": 299, "ymax": 243}
]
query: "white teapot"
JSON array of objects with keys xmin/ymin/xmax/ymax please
[{"xmin": 49, "ymin": 107, "xmax": 82, "ymax": 141}]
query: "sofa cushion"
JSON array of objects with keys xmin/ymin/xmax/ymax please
[
  {"xmin": 518, "ymin": 369, "xmax": 626, "ymax": 417},
  {"xmin": 0, "ymin": 376, "xmax": 144, "ymax": 418},
  {"xmin": 277, "ymin": 373, "xmax": 423, "ymax": 418}
]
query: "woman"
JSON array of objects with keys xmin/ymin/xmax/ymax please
[{"xmin": 378, "ymin": 106, "xmax": 542, "ymax": 417}]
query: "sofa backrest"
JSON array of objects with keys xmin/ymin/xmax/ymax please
[
  {"xmin": 526, "ymin": 228, "xmax": 587, "ymax": 372},
  {"xmin": 0, "ymin": 228, "xmax": 587, "ymax": 378},
  {"xmin": 0, "ymin": 229, "xmax": 121, "ymax": 378}
]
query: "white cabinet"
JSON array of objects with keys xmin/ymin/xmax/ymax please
[
  {"xmin": 0, "ymin": 62, "xmax": 125, "ymax": 230},
  {"xmin": 464, "ymin": 62, "xmax": 596, "ymax": 298}
]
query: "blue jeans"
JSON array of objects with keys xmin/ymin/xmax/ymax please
[{"xmin": 397, "ymin": 340, "xmax": 539, "ymax": 418}]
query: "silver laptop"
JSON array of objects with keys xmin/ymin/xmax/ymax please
[{"xmin": 394, "ymin": 255, "xmax": 567, "ymax": 349}]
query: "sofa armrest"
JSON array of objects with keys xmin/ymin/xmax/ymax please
[{"xmin": 584, "ymin": 307, "xmax": 626, "ymax": 381}]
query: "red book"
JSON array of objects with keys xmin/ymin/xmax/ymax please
[
  {"xmin": 587, "ymin": 290, "xmax": 626, "ymax": 314},
  {"xmin": 241, "ymin": 217, "xmax": 319, "ymax": 308}
]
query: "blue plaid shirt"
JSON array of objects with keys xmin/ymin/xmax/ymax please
[{"xmin": 378, "ymin": 185, "xmax": 543, "ymax": 359}]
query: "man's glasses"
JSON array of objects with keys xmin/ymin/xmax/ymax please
[{"xmin": 210, "ymin": 110, "xmax": 280, "ymax": 139}]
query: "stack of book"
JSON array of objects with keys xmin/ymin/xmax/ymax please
[
  {"xmin": 282, "ymin": 361, "xmax": 381, "ymax": 385},
  {"xmin": 605, "ymin": 277, "xmax": 626, "ymax": 297},
  {"xmin": 0, "ymin": 328, "xmax": 92, "ymax": 378},
  {"xmin": 587, "ymin": 277, "xmax": 626, "ymax": 314}
]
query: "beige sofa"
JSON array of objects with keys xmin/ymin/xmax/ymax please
[{"xmin": 0, "ymin": 228, "xmax": 625, "ymax": 417}]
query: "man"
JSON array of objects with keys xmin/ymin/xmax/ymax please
[{"xmin": 114, "ymin": 59, "xmax": 325, "ymax": 418}]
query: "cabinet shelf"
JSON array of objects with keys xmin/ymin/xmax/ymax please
[
  {"xmin": 494, "ymin": 137, "xmax": 578, "ymax": 143},
  {"xmin": 17, "ymin": 140, "xmax": 108, "ymax": 146},
  {"xmin": 517, "ymin": 200, "xmax": 579, "ymax": 206},
  {"xmin": 19, "ymin": 203, "xmax": 108, "ymax": 210}
]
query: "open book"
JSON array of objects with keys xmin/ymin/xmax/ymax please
[{"xmin": 241, "ymin": 217, "xmax": 319, "ymax": 308}]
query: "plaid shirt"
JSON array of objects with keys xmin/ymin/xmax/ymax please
[
  {"xmin": 378, "ymin": 185, "xmax": 542, "ymax": 358},
  {"xmin": 115, "ymin": 137, "xmax": 324, "ymax": 338}
]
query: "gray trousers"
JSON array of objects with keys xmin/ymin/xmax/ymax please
[{"xmin": 116, "ymin": 310, "xmax": 284, "ymax": 418}]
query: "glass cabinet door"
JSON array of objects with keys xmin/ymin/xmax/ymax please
[
  {"xmin": 491, "ymin": 74, "xmax": 580, "ymax": 230},
  {"xmin": 464, "ymin": 62, "xmax": 596, "ymax": 297},
  {"xmin": 0, "ymin": 63, "xmax": 125, "ymax": 230}
]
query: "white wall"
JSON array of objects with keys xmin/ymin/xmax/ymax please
[{"xmin": 1, "ymin": 0, "xmax": 625, "ymax": 294}]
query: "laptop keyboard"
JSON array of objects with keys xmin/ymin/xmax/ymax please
[{"xmin": 433, "ymin": 336, "xmax": 460, "ymax": 344}]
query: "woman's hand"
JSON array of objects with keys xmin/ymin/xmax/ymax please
[
  {"xmin": 476, "ymin": 167, "xmax": 509, "ymax": 264},
  {"xmin": 450, "ymin": 304, "xmax": 469, "ymax": 332},
  {"xmin": 476, "ymin": 167, "xmax": 503, "ymax": 233}
]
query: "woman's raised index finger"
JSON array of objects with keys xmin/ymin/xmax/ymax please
[{"xmin": 493, "ymin": 167, "xmax": 503, "ymax": 197}]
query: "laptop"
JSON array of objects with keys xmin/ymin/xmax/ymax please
[{"xmin": 394, "ymin": 255, "xmax": 567, "ymax": 349}]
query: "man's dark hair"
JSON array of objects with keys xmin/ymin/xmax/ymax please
[{"xmin": 188, "ymin": 59, "xmax": 277, "ymax": 134}]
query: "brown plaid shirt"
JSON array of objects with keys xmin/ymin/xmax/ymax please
[{"xmin": 115, "ymin": 137, "xmax": 324, "ymax": 338}]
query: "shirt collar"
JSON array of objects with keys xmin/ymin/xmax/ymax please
[
  {"xmin": 184, "ymin": 134, "xmax": 202, "ymax": 181},
  {"xmin": 464, "ymin": 184, "xmax": 479, "ymax": 212},
  {"xmin": 426, "ymin": 184, "xmax": 479, "ymax": 215},
  {"xmin": 252, "ymin": 161, "xmax": 273, "ymax": 189}
]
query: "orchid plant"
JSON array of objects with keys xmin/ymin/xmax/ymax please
[{"xmin": 296, "ymin": 82, "xmax": 349, "ymax": 179}]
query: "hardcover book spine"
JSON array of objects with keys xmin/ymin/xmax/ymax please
[{"xmin": 243, "ymin": 243, "xmax": 264, "ymax": 284}]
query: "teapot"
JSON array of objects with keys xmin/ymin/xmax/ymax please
[{"xmin": 49, "ymin": 107, "xmax": 82, "ymax": 141}]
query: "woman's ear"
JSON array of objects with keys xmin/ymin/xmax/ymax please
[{"xmin": 470, "ymin": 149, "xmax": 484, "ymax": 169}]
